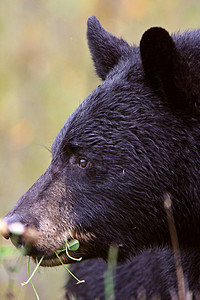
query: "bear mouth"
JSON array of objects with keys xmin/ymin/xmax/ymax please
[
  {"xmin": 33, "ymin": 252, "xmax": 72, "ymax": 267},
  {"xmin": 7, "ymin": 233, "xmax": 78, "ymax": 267},
  {"xmin": 1, "ymin": 221, "xmax": 94, "ymax": 267},
  {"xmin": 30, "ymin": 244, "xmax": 83, "ymax": 267}
]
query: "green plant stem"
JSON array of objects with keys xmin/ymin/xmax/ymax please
[
  {"xmin": 21, "ymin": 256, "xmax": 44, "ymax": 286},
  {"xmin": 27, "ymin": 257, "xmax": 40, "ymax": 300},
  {"xmin": 55, "ymin": 252, "xmax": 85, "ymax": 284},
  {"xmin": 65, "ymin": 246, "xmax": 82, "ymax": 262}
]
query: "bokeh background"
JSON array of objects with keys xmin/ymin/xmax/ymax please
[{"xmin": 0, "ymin": 0, "xmax": 200, "ymax": 299}]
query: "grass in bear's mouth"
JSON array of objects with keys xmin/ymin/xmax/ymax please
[
  {"xmin": 56, "ymin": 239, "xmax": 82, "ymax": 262},
  {"xmin": 55, "ymin": 238, "xmax": 85, "ymax": 284},
  {"xmin": 22, "ymin": 239, "xmax": 84, "ymax": 300}
]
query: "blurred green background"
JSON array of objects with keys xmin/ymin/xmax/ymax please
[{"xmin": 0, "ymin": 0, "xmax": 200, "ymax": 299}]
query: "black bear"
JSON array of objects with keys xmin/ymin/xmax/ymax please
[{"xmin": 2, "ymin": 16, "xmax": 200, "ymax": 298}]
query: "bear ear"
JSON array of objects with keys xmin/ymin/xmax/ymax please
[
  {"xmin": 140, "ymin": 27, "xmax": 192, "ymax": 112},
  {"xmin": 87, "ymin": 16, "xmax": 131, "ymax": 80}
]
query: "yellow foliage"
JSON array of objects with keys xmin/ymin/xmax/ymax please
[
  {"xmin": 9, "ymin": 119, "xmax": 34, "ymax": 149},
  {"xmin": 121, "ymin": 0, "xmax": 152, "ymax": 19}
]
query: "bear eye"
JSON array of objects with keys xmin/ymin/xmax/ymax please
[{"xmin": 78, "ymin": 158, "xmax": 88, "ymax": 169}]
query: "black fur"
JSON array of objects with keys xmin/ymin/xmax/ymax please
[
  {"xmin": 87, "ymin": 16, "xmax": 131, "ymax": 80},
  {"xmin": 66, "ymin": 247, "xmax": 200, "ymax": 299}
]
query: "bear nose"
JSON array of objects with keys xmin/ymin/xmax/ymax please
[
  {"xmin": 1, "ymin": 215, "xmax": 39, "ymax": 253},
  {"xmin": 1, "ymin": 215, "xmax": 27, "ymax": 249}
]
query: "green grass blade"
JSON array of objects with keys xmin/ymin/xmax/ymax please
[
  {"xmin": 27, "ymin": 257, "xmax": 40, "ymax": 300},
  {"xmin": 65, "ymin": 247, "xmax": 82, "ymax": 262},
  {"xmin": 21, "ymin": 256, "xmax": 44, "ymax": 286},
  {"xmin": 55, "ymin": 252, "xmax": 85, "ymax": 284}
]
